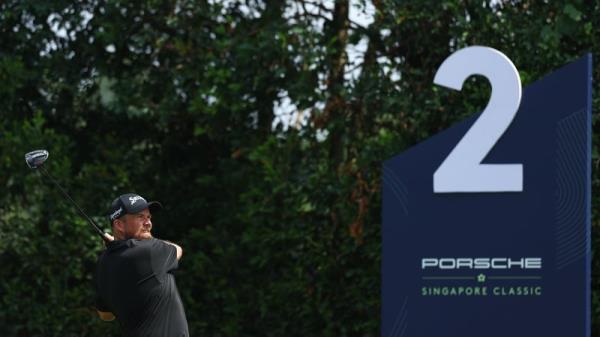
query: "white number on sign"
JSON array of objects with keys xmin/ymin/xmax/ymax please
[{"xmin": 433, "ymin": 46, "xmax": 523, "ymax": 193}]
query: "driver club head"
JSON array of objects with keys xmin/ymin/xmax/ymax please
[{"xmin": 25, "ymin": 150, "xmax": 49, "ymax": 169}]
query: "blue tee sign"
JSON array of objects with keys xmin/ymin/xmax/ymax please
[{"xmin": 382, "ymin": 47, "xmax": 591, "ymax": 337}]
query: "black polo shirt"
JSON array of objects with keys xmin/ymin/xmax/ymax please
[{"xmin": 96, "ymin": 238, "xmax": 189, "ymax": 337}]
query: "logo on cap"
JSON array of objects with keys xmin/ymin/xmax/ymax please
[
  {"xmin": 110, "ymin": 207, "xmax": 123, "ymax": 220},
  {"xmin": 129, "ymin": 196, "xmax": 145, "ymax": 205}
]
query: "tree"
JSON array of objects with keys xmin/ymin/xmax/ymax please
[{"xmin": 0, "ymin": 1, "xmax": 598, "ymax": 336}]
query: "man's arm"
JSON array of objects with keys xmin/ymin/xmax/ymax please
[
  {"xmin": 96, "ymin": 237, "xmax": 114, "ymax": 322},
  {"xmin": 162, "ymin": 240, "xmax": 183, "ymax": 260},
  {"xmin": 97, "ymin": 310, "xmax": 115, "ymax": 321}
]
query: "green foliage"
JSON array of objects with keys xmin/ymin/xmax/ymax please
[{"xmin": 0, "ymin": 0, "xmax": 598, "ymax": 336}]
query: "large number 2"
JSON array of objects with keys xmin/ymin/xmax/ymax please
[{"xmin": 433, "ymin": 46, "xmax": 523, "ymax": 193}]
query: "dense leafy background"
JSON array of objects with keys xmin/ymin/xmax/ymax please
[{"xmin": 0, "ymin": 1, "xmax": 598, "ymax": 336}]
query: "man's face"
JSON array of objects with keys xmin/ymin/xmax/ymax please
[{"xmin": 119, "ymin": 208, "xmax": 153, "ymax": 240}]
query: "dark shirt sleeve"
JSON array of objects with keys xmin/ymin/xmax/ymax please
[
  {"xmin": 150, "ymin": 239, "xmax": 179, "ymax": 275},
  {"xmin": 95, "ymin": 256, "xmax": 110, "ymax": 312},
  {"xmin": 95, "ymin": 293, "xmax": 110, "ymax": 312}
]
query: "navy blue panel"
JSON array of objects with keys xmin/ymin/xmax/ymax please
[{"xmin": 382, "ymin": 54, "xmax": 591, "ymax": 337}]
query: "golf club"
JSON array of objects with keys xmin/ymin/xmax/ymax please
[{"xmin": 25, "ymin": 149, "xmax": 110, "ymax": 243}]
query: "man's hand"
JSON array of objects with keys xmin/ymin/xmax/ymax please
[
  {"xmin": 103, "ymin": 233, "xmax": 115, "ymax": 247},
  {"xmin": 97, "ymin": 310, "xmax": 115, "ymax": 321}
]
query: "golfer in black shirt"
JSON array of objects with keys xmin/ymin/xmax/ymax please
[{"xmin": 96, "ymin": 193, "xmax": 189, "ymax": 337}]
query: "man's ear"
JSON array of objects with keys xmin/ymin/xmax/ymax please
[{"xmin": 113, "ymin": 217, "xmax": 125, "ymax": 235}]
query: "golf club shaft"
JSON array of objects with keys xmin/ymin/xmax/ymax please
[{"xmin": 38, "ymin": 166, "xmax": 109, "ymax": 242}]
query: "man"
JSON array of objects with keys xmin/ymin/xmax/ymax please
[{"xmin": 95, "ymin": 193, "xmax": 189, "ymax": 337}]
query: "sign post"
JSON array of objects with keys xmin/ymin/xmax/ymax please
[{"xmin": 382, "ymin": 47, "xmax": 592, "ymax": 337}]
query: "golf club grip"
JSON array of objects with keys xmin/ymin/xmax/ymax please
[{"xmin": 38, "ymin": 166, "xmax": 110, "ymax": 243}]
